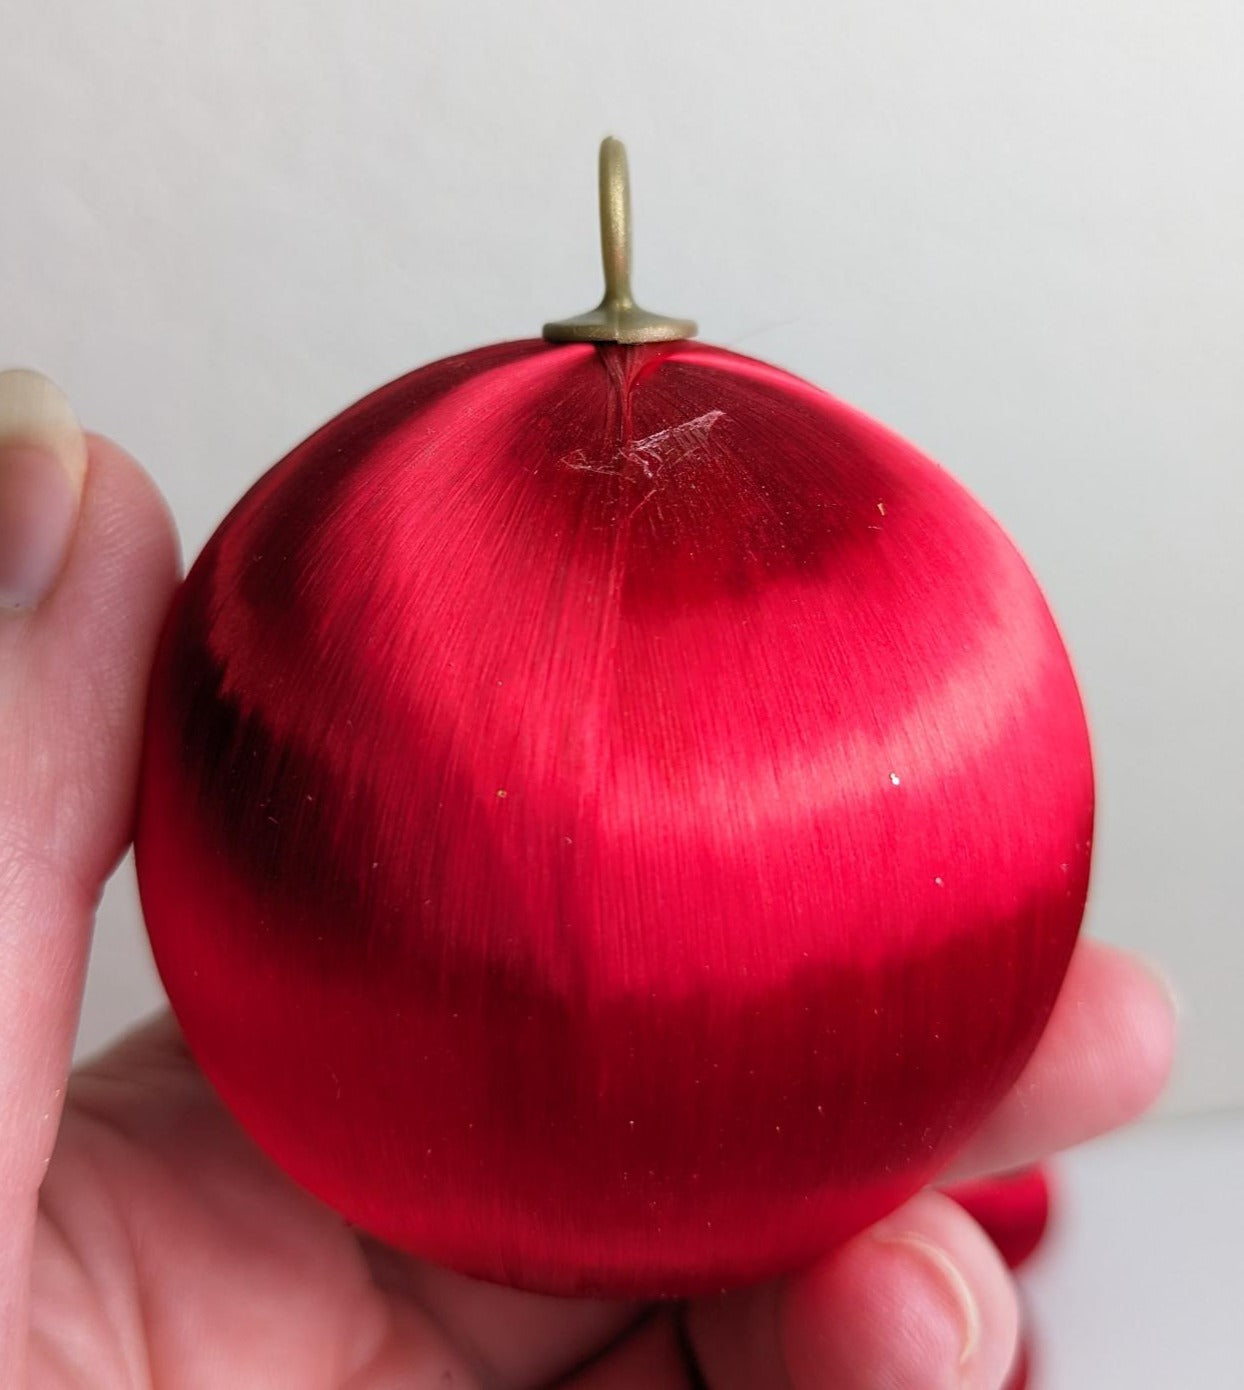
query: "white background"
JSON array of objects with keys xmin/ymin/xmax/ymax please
[{"xmin": 0, "ymin": 4, "xmax": 1239, "ymax": 1380}]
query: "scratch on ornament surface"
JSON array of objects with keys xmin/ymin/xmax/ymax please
[
  {"xmin": 561, "ymin": 409, "xmax": 726, "ymax": 483},
  {"xmin": 623, "ymin": 409, "xmax": 725, "ymax": 478}
]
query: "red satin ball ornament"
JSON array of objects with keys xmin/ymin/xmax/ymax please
[{"xmin": 134, "ymin": 144, "xmax": 1093, "ymax": 1298}]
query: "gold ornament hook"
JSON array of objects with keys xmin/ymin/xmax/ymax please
[{"xmin": 543, "ymin": 137, "xmax": 697, "ymax": 345}]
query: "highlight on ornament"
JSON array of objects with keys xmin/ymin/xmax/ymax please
[{"xmin": 135, "ymin": 136, "xmax": 1094, "ymax": 1297}]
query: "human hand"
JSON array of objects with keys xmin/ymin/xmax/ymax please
[{"xmin": 0, "ymin": 370, "xmax": 1176, "ymax": 1388}]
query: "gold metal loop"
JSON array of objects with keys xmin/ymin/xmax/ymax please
[{"xmin": 543, "ymin": 137, "xmax": 697, "ymax": 345}]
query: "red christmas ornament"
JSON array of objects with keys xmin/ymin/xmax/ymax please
[{"xmin": 135, "ymin": 140, "xmax": 1093, "ymax": 1296}]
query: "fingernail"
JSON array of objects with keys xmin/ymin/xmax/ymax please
[
  {"xmin": 875, "ymin": 1232, "xmax": 981, "ymax": 1373},
  {"xmin": 0, "ymin": 369, "xmax": 87, "ymax": 611}
]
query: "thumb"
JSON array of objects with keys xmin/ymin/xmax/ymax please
[{"xmin": 0, "ymin": 370, "xmax": 179, "ymax": 1348}]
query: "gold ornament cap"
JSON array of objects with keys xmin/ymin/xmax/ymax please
[{"xmin": 543, "ymin": 137, "xmax": 697, "ymax": 345}]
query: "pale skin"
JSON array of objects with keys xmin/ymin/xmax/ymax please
[{"xmin": 0, "ymin": 393, "xmax": 1177, "ymax": 1389}]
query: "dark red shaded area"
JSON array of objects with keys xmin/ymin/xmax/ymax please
[
  {"xmin": 944, "ymin": 1165, "xmax": 1054, "ymax": 1270},
  {"xmin": 135, "ymin": 339, "xmax": 1093, "ymax": 1295}
]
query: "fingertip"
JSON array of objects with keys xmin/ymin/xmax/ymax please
[
  {"xmin": 948, "ymin": 940, "xmax": 1179, "ymax": 1181},
  {"xmin": 1047, "ymin": 942, "xmax": 1180, "ymax": 1127},
  {"xmin": 80, "ymin": 431, "xmax": 183, "ymax": 595},
  {"xmin": 684, "ymin": 1192, "xmax": 1019, "ymax": 1390},
  {"xmin": 9, "ymin": 428, "xmax": 181, "ymax": 641},
  {"xmin": 0, "ymin": 385, "xmax": 182, "ymax": 622},
  {"xmin": 780, "ymin": 1192, "xmax": 1019, "ymax": 1390},
  {"xmin": 46, "ymin": 431, "xmax": 182, "ymax": 682},
  {"xmin": 1101, "ymin": 946, "xmax": 1179, "ymax": 1121}
]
